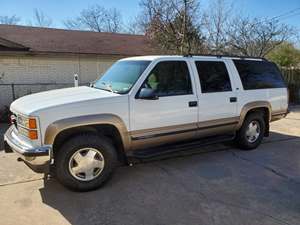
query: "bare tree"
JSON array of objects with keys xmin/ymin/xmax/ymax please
[
  {"xmin": 139, "ymin": 0, "xmax": 206, "ymax": 54},
  {"xmin": 124, "ymin": 16, "xmax": 144, "ymax": 34},
  {"xmin": 227, "ymin": 17, "xmax": 294, "ymax": 57},
  {"xmin": 204, "ymin": 0, "xmax": 233, "ymax": 54},
  {"xmin": 0, "ymin": 15, "xmax": 20, "ymax": 25},
  {"xmin": 134, "ymin": 0, "xmax": 295, "ymax": 56},
  {"xmin": 32, "ymin": 9, "xmax": 52, "ymax": 27},
  {"xmin": 64, "ymin": 5, "xmax": 122, "ymax": 33}
]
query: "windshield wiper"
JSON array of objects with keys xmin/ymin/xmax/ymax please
[
  {"xmin": 101, "ymin": 82, "xmax": 114, "ymax": 92},
  {"xmin": 94, "ymin": 86, "xmax": 111, "ymax": 92},
  {"xmin": 93, "ymin": 81, "xmax": 115, "ymax": 93}
]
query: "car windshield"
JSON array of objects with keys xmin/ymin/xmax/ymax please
[{"xmin": 93, "ymin": 60, "xmax": 151, "ymax": 94}]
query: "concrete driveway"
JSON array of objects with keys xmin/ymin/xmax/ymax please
[{"xmin": 0, "ymin": 107, "xmax": 300, "ymax": 225}]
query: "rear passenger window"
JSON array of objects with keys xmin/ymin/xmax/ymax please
[
  {"xmin": 196, "ymin": 61, "xmax": 232, "ymax": 93},
  {"xmin": 144, "ymin": 61, "xmax": 193, "ymax": 97},
  {"xmin": 233, "ymin": 60, "xmax": 286, "ymax": 90}
]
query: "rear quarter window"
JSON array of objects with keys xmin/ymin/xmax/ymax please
[{"xmin": 233, "ymin": 60, "xmax": 286, "ymax": 90}]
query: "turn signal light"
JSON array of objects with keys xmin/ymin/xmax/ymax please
[
  {"xmin": 28, "ymin": 118, "xmax": 37, "ymax": 129},
  {"xmin": 28, "ymin": 130, "xmax": 38, "ymax": 140}
]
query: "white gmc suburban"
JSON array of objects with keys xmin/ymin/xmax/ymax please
[{"xmin": 4, "ymin": 55, "xmax": 288, "ymax": 191}]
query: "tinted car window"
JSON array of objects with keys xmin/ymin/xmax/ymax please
[
  {"xmin": 144, "ymin": 61, "xmax": 192, "ymax": 97},
  {"xmin": 196, "ymin": 61, "xmax": 232, "ymax": 93},
  {"xmin": 233, "ymin": 60, "xmax": 286, "ymax": 90}
]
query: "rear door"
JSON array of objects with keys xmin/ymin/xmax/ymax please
[{"xmin": 191, "ymin": 59, "xmax": 239, "ymax": 135}]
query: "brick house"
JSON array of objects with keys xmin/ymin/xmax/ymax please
[{"xmin": 0, "ymin": 25, "xmax": 154, "ymax": 110}]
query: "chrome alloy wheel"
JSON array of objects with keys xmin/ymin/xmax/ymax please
[
  {"xmin": 68, "ymin": 148, "xmax": 105, "ymax": 181},
  {"xmin": 245, "ymin": 121, "xmax": 261, "ymax": 143}
]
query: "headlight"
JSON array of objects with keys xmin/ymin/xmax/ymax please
[
  {"xmin": 17, "ymin": 115, "xmax": 38, "ymax": 140},
  {"xmin": 17, "ymin": 115, "xmax": 37, "ymax": 129}
]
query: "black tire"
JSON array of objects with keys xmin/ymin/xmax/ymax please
[
  {"xmin": 55, "ymin": 133, "xmax": 118, "ymax": 191},
  {"xmin": 236, "ymin": 112, "xmax": 266, "ymax": 150}
]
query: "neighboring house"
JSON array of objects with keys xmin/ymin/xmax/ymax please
[{"xmin": 0, "ymin": 25, "xmax": 154, "ymax": 109}]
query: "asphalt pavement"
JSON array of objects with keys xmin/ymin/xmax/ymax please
[{"xmin": 0, "ymin": 107, "xmax": 299, "ymax": 225}]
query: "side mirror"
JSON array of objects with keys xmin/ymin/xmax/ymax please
[{"xmin": 137, "ymin": 88, "xmax": 159, "ymax": 100}]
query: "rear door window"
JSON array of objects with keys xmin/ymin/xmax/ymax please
[
  {"xmin": 195, "ymin": 61, "xmax": 232, "ymax": 93},
  {"xmin": 233, "ymin": 60, "xmax": 286, "ymax": 90}
]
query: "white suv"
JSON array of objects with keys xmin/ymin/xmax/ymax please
[{"xmin": 4, "ymin": 55, "xmax": 289, "ymax": 191}]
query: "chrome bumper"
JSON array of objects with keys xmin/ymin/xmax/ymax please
[{"xmin": 4, "ymin": 125, "xmax": 51, "ymax": 173}]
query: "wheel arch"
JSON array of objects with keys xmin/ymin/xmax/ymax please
[
  {"xmin": 44, "ymin": 114, "xmax": 131, "ymax": 161},
  {"xmin": 238, "ymin": 101, "xmax": 272, "ymax": 131}
]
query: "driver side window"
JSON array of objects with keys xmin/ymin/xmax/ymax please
[{"xmin": 143, "ymin": 61, "xmax": 192, "ymax": 97}]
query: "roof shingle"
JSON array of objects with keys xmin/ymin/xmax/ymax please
[{"xmin": 0, "ymin": 25, "xmax": 155, "ymax": 56}]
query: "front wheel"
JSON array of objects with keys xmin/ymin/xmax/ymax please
[
  {"xmin": 55, "ymin": 133, "xmax": 118, "ymax": 191},
  {"xmin": 236, "ymin": 112, "xmax": 266, "ymax": 150}
]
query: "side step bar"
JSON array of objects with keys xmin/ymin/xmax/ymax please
[{"xmin": 127, "ymin": 134, "xmax": 235, "ymax": 162}]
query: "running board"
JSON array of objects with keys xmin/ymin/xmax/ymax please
[{"xmin": 127, "ymin": 134, "xmax": 235, "ymax": 162}]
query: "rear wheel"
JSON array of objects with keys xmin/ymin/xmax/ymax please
[
  {"xmin": 55, "ymin": 133, "xmax": 117, "ymax": 191},
  {"xmin": 236, "ymin": 112, "xmax": 266, "ymax": 150}
]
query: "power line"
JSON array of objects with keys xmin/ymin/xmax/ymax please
[
  {"xmin": 250, "ymin": 7, "xmax": 300, "ymax": 26},
  {"xmin": 275, "ymin": 12, "xmax": 300, "ymax": 22},
  {"xmin": 269, "ymin": 7, "xmax": 300, "ymax": 21}
]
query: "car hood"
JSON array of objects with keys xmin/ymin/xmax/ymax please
[{"xmin": 10, "ymin": 86, "xmax": 120, "ymax": 115}]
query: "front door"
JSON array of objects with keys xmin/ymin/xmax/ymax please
[{"xmin": 129, "ymin": 60, "xmax": 198, "ymax": 149}]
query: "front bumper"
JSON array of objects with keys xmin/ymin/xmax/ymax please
[{"xmin": 4, "ymin": 125, "xmax": 51, "ymax": 173}]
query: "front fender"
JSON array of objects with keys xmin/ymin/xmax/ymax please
[{"xmin": 44, "ymin": 114, "xmax": 131, "ymax": 151}]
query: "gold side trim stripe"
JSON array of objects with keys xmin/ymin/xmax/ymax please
[
  {"xmin": 131, "ymin": 121, "xmax": 238, "ymax": 141},
  {"xmin": 131, "ymin": 128, "xmax": 198, "ymax": 141}
]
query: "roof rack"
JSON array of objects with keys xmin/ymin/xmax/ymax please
[{"xmin": 183, "ymin": 54, "xmax": 267, "ymax": 61}]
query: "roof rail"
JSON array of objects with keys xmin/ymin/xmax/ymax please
[{"xmin": 183, "ymin": 53, "xmax": 267, "ymax": 61}]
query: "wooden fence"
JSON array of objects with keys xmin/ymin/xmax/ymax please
[{"xmin": 281, "ymin": 68, "xmax": 300, "ymax": 103}]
